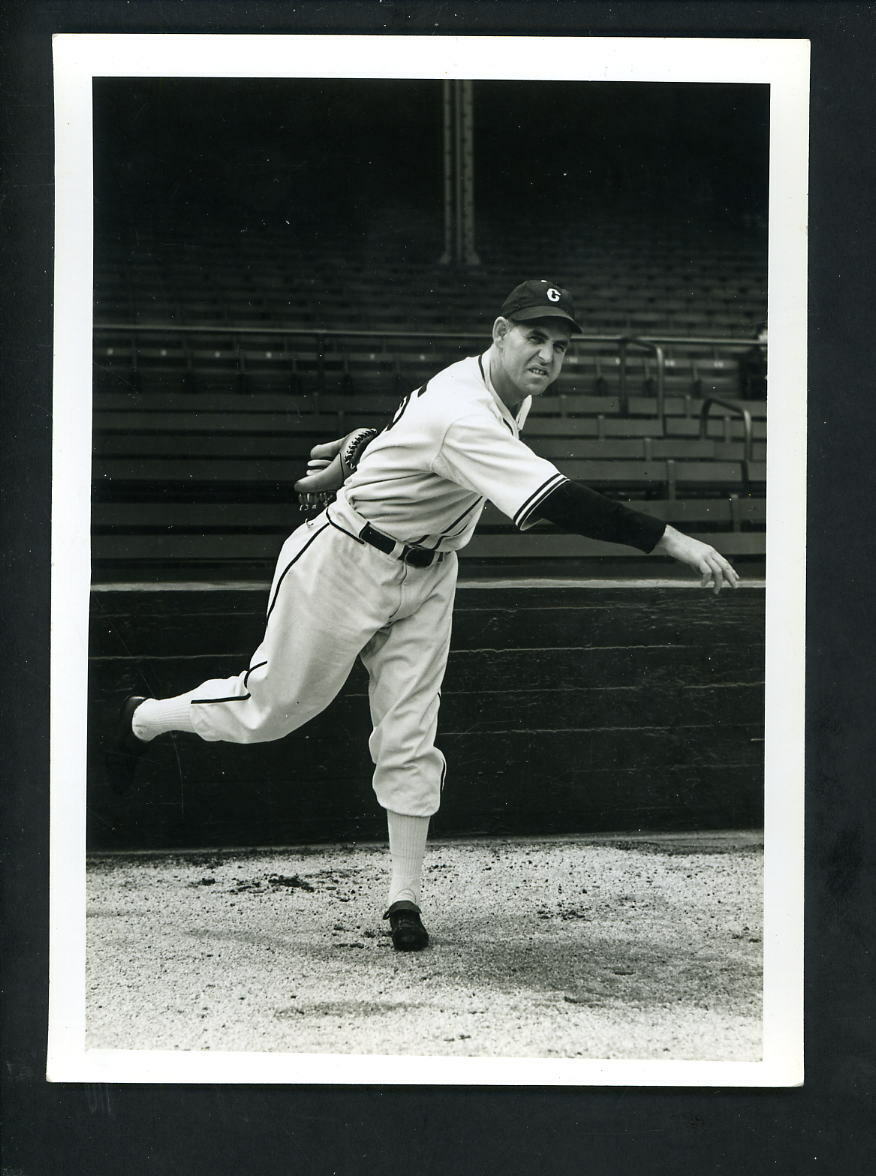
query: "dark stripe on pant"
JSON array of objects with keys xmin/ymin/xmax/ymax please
[
  {"xmin": 192, "ymin": 658, "xmax": 268, "ymax": 706},
  {"xmin": 192, "ymin": 693, "xmax": 252, "ymax": 705},
  {"xmin": 326, "ymin": 509, "xmax": 365, "ymax": 544},
  {"xmin": 243, "ymin": 660, "xmax": 268, "ymax": 689},
  {"xmin": 265, "ymin": 522, "xmax": 330, "ymax": 622}
]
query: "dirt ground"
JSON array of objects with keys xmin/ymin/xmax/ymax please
[{"xmin": 86, "ymin": 831, "xmax": 762, "ymax": 1062}]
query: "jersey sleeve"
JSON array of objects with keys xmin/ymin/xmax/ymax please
[
  {"xmin": 533, "ymin": 478, "xmax": 667, "ymax": 552},
  {"xmin": 431, "ymin": 413, "xmax": 567, "ymax": 530}
]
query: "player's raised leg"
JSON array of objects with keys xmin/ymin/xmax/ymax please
[{"xmin": 120, "ymin": 518, "xmax": 396, "ymax": 752}]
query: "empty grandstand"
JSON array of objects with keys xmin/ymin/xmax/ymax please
[{"xmin": 88, "ymin": 77, "xmax": 768, "ymax": 846}]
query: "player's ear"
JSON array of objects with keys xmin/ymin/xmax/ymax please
[{"xmin": 492, "ymin": 316, "xmax": 512, "ymax": 345}]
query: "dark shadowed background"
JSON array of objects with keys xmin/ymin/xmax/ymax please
[
  {"xmin": 93, "ymin": 77, "xmax": 768, "ymax": 245},
  {"xmin": 4, "ymin": 4, "xmax": 874, "ymax": 1175},
  {"xmin": 86, "ymin": 75, "xmax": 770, "ymax": 850}
]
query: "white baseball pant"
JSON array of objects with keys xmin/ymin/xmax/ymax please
[{"xmin": 183, "ymin": 495, "xmax": 457, "ymax": 817}]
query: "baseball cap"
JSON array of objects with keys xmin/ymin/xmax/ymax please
[{"xmin": 500, "ymin": 279, "xmax": 582, "ymax": 333}]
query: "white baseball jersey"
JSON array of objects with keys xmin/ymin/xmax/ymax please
[
  {"xmin": 341, "ymin": 349, "xmax": 568, "ymax": 551},
  {"xmin": 139, "ymin": 346, "xmax": 571, "ymax": 824}
]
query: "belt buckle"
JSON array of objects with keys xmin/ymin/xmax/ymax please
[{"xmin": 403, "ymin": 545, "xmax": 430, "ymax": 568}]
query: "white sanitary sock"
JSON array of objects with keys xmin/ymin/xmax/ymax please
[
  {"xmin": 131, "ymin": 694, "xmax": 199, "ymax": 741},
  {"xmin": 386, "ymin": 810, "xmax": 430, "ymax": 909}
]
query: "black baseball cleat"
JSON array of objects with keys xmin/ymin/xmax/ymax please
[
  {"xmin": 383, "ymin": 900, "xmax": 430, "ymax": 951},
  {"xmin": 105, "ymin": 695, "xmax": 148, "ymax": 795}
]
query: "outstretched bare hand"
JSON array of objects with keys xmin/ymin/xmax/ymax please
[{"xmin": 654, "ymin": 525, "xmax": 740, "ymax": 594}]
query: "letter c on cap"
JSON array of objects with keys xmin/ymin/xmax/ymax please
[{"xmin": 546, "ymin": 287, "xmax": 561, "ymax": 302}]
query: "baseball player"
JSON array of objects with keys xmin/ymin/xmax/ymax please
[{"xmin": 111, "ymin": 279, "xmax": 739, "ymax": 951}]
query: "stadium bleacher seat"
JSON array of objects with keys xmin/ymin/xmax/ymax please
[{"xmin": 91, "ymin": 218, "xmax": 767, "ymax": 579}]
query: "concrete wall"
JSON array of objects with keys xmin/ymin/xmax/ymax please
[{"xmin": 87, "ymin": 584, "xmax": 764, "ymax": 849}]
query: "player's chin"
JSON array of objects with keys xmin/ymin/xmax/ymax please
[{"xmin": 523, "ymin": 372, "xmax": 553, "ymax": 395}]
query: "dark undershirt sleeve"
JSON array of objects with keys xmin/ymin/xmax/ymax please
[{"xmin": 531, "ymin": 479, "xmax": 667, "ymax": 554}]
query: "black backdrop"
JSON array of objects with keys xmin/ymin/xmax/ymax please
[
  {"xmin": 93, "ymin": 77, "xmax": 769, "ymax": 243},
  {"xmin": 4, "ymin": 4, "xmax": 875, "ymax": 1176}
]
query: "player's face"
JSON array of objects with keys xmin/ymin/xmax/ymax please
[{"xmin": 493, "ymin": 318, "xmax": 572, "ymax": 402}]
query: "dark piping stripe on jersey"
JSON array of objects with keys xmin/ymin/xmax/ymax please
[
  {"xmin": 513, "ymin": 473, "xmax": 568, "ymax": 529},
  {"xmin": 441, "ymin": 496, "xmax": 485, "ymax": 539},
  {"xmin": 243, "ymin": 660, "xmax": 268, "ymax": 689},
  {"xmin": 265, "ymin": 521, "xmax": 330, "ymax": 622},
  {"xmin": 478, "ymin": 354, "xmax": 518, "ymax": 434},
  {"xmin": 407, "ymin": 496, "xmax": 485, "ymax": 551}
]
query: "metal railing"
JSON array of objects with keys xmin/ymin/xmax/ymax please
[
  {"xmin": 93, "ymin": 323, "xmax": 764, "ymax": 351},
  {"xmin": 618, "ymin": 336, "xmax": 666, "ymax": 425},
  {"xmin": 93, "ymin": 322, "xmax": 762, "ymax": 435},
  {"xmin": 699, "ymin": 395, "xmax": 755, "ymax": 487}
]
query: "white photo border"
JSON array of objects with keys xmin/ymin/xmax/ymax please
[{"xmin": 49, "ymin": 33, "xmax": 809, "ymax": 1087}]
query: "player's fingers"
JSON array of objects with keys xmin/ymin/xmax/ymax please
[
  {"xmin": 714, "ymin": 553, "xmax": 740, "ymax": 590},
  {"xmin": 310, "ymin": 439, "xmax": 343, "ymax": 460},
  {"xmin": 696, "ymin": 551, "xmax": 724, "ymax": 593},
  {"xmin": 718, "ymin": 557, "xmax": 740, "ymax": 589},
  {"xmin": 305, "ymin": 458, "xmax": 331, "ymax": 472},
  {"xmin": 705, "ymin": 554, "xmax": 738, "ymax": 593}
]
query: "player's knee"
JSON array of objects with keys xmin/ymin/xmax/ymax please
[
  {"xmin": 236, "ymin": 700, "xmax": 311, "ymax": 743},
  {"xmin": 234, "ymin": 725, "xmax": 280, "ymax": 745}
]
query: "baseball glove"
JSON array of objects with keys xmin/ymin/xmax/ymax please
[{"xmin": 294, "ymin": 426, "xmax": 378, "ymax": 512}]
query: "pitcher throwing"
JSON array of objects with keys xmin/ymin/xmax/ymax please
[{"xmin": 110, "ymin": 280, "xmax": 739, "ymax": 950}]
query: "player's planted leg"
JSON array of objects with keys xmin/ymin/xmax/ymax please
[
  {"xmin": 361, "ymin": 559, "xmax": 456, "ymax": 951},
  {"xmin": 383, "ymin": 810, "xmax": 431, "ymax": 950},
  {"xmin": 384, "ymin": 900, "xmax": 430, "ymax": 952}
]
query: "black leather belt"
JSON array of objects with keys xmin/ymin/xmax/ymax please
[{"xmin": 359, "ymin": 522, "xmax": 441, "ymax": 568}]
